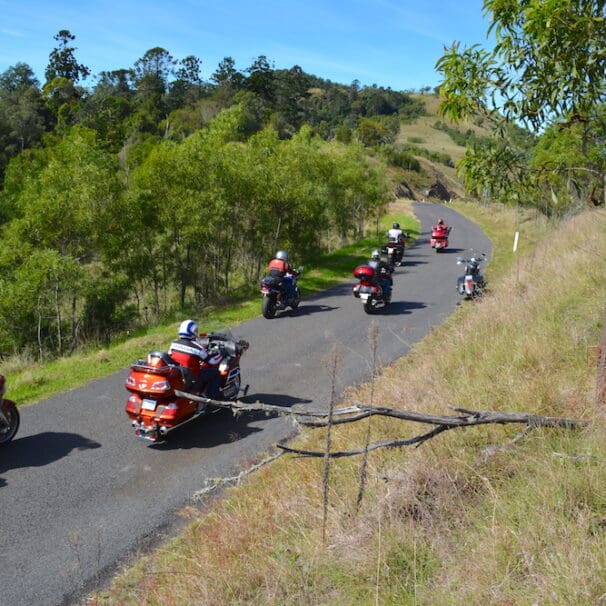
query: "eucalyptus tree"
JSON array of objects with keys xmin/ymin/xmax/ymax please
[
  {"xmin": 324, "ymin": 140, "xmax": 390, "ymax": 239},
  {"xmin": 211, "ymin": 56, "xmax": 244, "ymax": 106},
  {"xmin": 169, "ymin": 55, "xmax": 205, "ymax": 108},
  {"xmin": 436, "ymin": 0, "xmax": 606, "ymax": 210},
  {"xmin": 0, "ymin": 63, "xmax": 48, "ymax": 181},
  {"xmin": 0, "ymin": 127, "xmax": 122, "ymax": 354},
  {"xmin": 131, "ymin": 47, "xmax": 175, "ymax": 133}
]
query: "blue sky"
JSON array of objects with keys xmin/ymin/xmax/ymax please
[{"xmin": 0, "ymin": 0, "xmax": 491, "ymax": 91}]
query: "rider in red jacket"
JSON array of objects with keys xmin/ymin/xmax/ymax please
[{"xmin": 267, "ymin": 250, "xmax": 299, "ymax": 298}]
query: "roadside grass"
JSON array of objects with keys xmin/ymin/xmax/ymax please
[
  {"xmin": 97, "ymin": 203, "xmax": 606, "ymax": 605},
  {"xmin": 1, "ymin": 208, "xmax": 418, "ymax": 407}
]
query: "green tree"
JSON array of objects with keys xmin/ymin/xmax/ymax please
[
  {"xmin": 0, "ymin": 63, "xmax": 48, "ymax": 180},
  {"xmin": 436, "ymin": 0, "xmax": 606, "ymax": 210},
  {"xmin": 45, "ymin": 30, "xmax": 90, "ymax": 84}
]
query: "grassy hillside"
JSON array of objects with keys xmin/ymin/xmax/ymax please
[
  {"xmin": 385, "ymin": 93, "xmax": 492, "ymax": 201},
  {"xmin": 95, "ymin": 204, "xmax": 606, "ymax": 605}
]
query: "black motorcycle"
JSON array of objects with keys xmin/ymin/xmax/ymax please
[
  {"xmin": 456, "ymin": 252, "xmax": 487, "ymax": 299},
  {"xmin": 381, "ymin": 240, "xmax": 405, "ymax": 269},
  {"xmin": 0, "ymin": 375, "xmax": 19, "ymax": 446},
  {"xmin": 260, "ymin": 268, "xmax": 302, "ymax": 319}
]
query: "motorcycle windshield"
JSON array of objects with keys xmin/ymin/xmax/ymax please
[{"xmin": 197, "ymin": 325, "xmax": 248, "ymax": 356}]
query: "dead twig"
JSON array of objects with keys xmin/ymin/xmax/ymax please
[{"xmin": 175, "ymin": 391, "xmax": 587, "ymax": 459}]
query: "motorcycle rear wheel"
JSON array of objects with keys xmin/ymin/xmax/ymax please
[
  {"xmin": 290, "ymin": 290, "xmax": 300, "ymax": 310},
  {"xmin": 363, "ymin": 299, "xmax": 375, "ymax": 314},
  {"xmin": 0, "ymin": 403, "xmax": 19, "ymax": 446},
  {"xmin": 262, "ymin": 296, "xmax": 276, "ymax": 319}
]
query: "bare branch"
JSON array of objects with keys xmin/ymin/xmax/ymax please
[
  {"xmin": 278, "ymin": 425, "xmax": 451, "ymax": 458},
  {"xmin": 175, "ymin": 391, "xmax": 587, "ymax": 459}
]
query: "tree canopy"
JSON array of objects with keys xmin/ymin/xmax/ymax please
[{"xmin": 436, "ymin": 0, "xmax": 606, "ymax": 212}]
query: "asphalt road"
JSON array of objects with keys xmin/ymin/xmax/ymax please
[{"xmin": 0, "ymin": 202, "xmax": 491, "ymax": 606}]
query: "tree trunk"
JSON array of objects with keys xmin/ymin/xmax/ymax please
[{"xmin": 54, "ymin": 280, "xmax": 63, "ymax": 356}]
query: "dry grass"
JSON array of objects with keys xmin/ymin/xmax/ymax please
[
  {"xmin": 399, "ymin": 94, "xmax": 491, "ymax": 164},
  {"xmin": 96, "ymin": 205, "xmax": 606, "ymax": 606}
]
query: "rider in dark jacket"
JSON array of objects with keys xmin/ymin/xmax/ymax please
[{"xmin": 368, "ymin": 250, "xmax": 392, "ymax": 302}]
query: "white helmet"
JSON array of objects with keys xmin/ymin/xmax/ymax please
[
  {"xmin": 178, "ymin": 319, "xmax": 198, "ymax": 339},
  {"xmin": 371, "ymin": 249, "xmax": 381, "ymax": 260},
  {"xmin": 276, "ymin": 250, "xmax": 288, "ymax": 261}
]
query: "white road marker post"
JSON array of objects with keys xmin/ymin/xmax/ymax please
[{"xmin": 513, "ymin": 231, "xmax": 520, "ymax": 283}]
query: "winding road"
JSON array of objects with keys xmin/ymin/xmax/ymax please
[{"xmin": 0, "ymin": 202, "xmax": 491, "ymax": 606}]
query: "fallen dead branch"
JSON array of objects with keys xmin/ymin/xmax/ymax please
[{"xmin": 175, "ymin": 390, "xmax": 587, "ymax": 458}]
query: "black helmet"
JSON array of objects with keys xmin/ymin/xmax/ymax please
[{"xmin": 392, "ymin": 222, "xmax": 400, "ymax": 229}]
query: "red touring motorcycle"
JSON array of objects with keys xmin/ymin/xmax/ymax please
[
  {"xmin": 430, "ymin": 225, "xmax": 451, "ymax": 252},
  {"xmin": 125, "ymin": 329, "xmax": 249, "ymax": 442},
  {"xmin": 352, "ymin": 264, "xmax": 391, "ymax": 313},
  {"xmin": 0, "ymin": 375, "xmax": 20, "ymax": 446}
]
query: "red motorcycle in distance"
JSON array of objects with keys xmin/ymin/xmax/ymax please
[
  {"xmin": 352, "ymin": 264, "xmax": 391, "ymax": 313},
  {"xmin": 0, "ymin": 375, "xmax": 19, "ymax": 446},
  {"xmin": 430, "ymin": 225, "xmax": 451, "ymax": 252},
  {"xmin": 125, "ymin": 329, "xmax": 249, "ymax": 443}
]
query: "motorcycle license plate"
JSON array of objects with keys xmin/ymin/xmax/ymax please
[
  {"xmin": 142, "ymin": 398, "xmax": 157, "ymax": 411},
  {"xmin": 359, "ymin": 293, "xmax": 370, "ymax": 301}
]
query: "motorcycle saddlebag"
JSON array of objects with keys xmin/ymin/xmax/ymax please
[{"xmin": 353, "ymin": 264, "xmax": 375, "ymax": 279}]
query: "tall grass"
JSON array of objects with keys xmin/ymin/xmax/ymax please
[{"xmin": 96, "ymin": 204, "xmax": 606, "ymax": 605}]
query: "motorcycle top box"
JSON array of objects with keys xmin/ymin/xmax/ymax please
[{"xmin": 353, "ymin": 264, "xmax": 375, "ymax": 279}]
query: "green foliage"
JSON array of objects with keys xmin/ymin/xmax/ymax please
[
  {"xmin": 45, "ymin": 30, "xmax": 90, "ymax": 84},
  {"xmin": 355, "ymin": 116, "xmax": 398, "ymax": 147},
  {"xmin": 381, "ymin": 145, "xmax": 421, "ymax": 171},
  {"xmin": 436, "ymin": 0, "xmax": 606, "ymax": 213}
]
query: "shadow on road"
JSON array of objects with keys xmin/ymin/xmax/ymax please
[
  {"xmin": 239, "ymin": 393, "xmax": 313, "ymax": 408},
  {"xmin": 435, "ymin": 247, "xmax": 465, "ymax": 255},
  {"xmin": 152, "ymin": 393, "xmax": 310, "ymax": 450},
  {"xmin": 283, "ymin": 303, "xmax": 339, "ymax": 317},
  {"xmin": 384, "ymin": 300, "xmax": 427, "ymax": 315},
  {"xmin": 0, "ymin": 432, "xmax": 101, "ymax": 486}
]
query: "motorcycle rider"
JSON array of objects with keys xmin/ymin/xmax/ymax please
[
  {"xmin": 387, "ymin": 222, "xmax": 406, "ymax": 245},
  {"xmin": 368, "ymin": 249, "xmax": 393, "ymax": 303},
  {"xmin": 433, "ymin": 217, "xmax": 450, "ymax": 233},
  {"xmin": 267, "ymin": 250, "xmax": 299, "ymax": 300},
  {"xmin": 168, "ymin": 319, "xmax": 222, "ymax": 400},
  {"xmin": 386, "ymin": 221, "xmax": 406, "ymax": 261}
]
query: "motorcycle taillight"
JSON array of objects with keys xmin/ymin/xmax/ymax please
[
  {"xmin": 150, "ymin": 379, "xmax": 170, "ymax": 391},
  {"xmin": 126, "ymin": 394, "xmax": 141, "ymax": 413}
]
